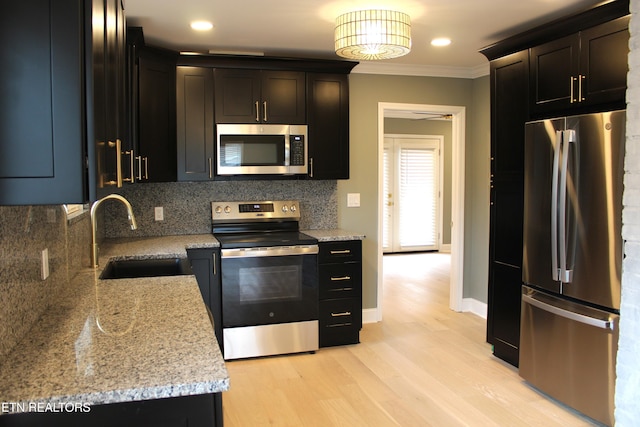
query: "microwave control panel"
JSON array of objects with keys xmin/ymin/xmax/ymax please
[{"xmin": 290, "ymin": 135, "xmax": 305, "ymax": 166}]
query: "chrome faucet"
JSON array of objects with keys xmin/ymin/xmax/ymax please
[{"xmin": 91, "ymin": 194, "xmax": 138, "ymax": 268}]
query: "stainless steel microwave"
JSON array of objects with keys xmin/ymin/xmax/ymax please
[{"xmin": 216, "ymin": 124, "xmax": 308, "ymax": 176}]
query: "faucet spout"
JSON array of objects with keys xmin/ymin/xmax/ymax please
[{"xmin": 90, "ymin": 194, "xmax": 138, "ymax": 268}]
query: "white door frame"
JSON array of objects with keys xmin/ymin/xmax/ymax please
[{"xmin": 377, "ymin": 102, "xmax": 466, "ymax": 319}]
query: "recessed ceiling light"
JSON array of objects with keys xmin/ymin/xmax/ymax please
[
  {"xmin": 431, "ymin": 38, "xmax": 451, "ymax": 47},
  {"xmin": 191, "ymin": 21, "xmax": 213, "ymax": 31}
]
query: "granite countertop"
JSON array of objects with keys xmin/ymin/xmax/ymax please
[
  {"xmin": 0, "ymin": 234, "xmax": 228, "ymax": 414},
  {"xmin": 303, "ymin": 229, "xmax": 366, "ymax": 241}
]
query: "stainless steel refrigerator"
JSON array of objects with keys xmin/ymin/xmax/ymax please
[{"xmin": 520, "ymin": 110, "xmax": 624, "ymax": 426}]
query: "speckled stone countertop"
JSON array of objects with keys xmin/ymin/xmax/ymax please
[
  {"xmin": 0, "ymin": 234, "xmax": 228, "ymax": 414},
  {"xmin": 303, "ymin": 229, "xmax": 365, "ymax": 241}
]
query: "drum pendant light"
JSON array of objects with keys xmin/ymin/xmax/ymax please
[{"xmin": 334, "ymin": 10, "xmax": 411, "ymax": 60}]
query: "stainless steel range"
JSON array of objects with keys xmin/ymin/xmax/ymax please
[{"xmin": 212, "ymin": 200, "xmax": 319, "ymax": 360}]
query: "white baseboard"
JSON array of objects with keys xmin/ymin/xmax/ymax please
[
  {"xmin": 362, "ymin": 308, "xmax": 380, "ymax": 324},
  {"xmin": 462, "ymin": 298, "xmax": 487, "ymax": 319},
  {"xmin": 363, "ymin": 299, "xmax": 487, "ymax": 324},
  {"xmin": 439, "ymin": 244, "xmax": 451, "ymax": 253}
]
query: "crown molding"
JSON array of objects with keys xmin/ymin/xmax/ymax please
[{"xmin": 351, "ymin": 61, "xmax": 489, "ymax": 79}]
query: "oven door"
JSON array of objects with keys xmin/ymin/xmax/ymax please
[{"xmin": 220, "ymin": 245, "xmax": 319, "ymax": 328}]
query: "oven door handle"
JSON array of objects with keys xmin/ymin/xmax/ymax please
[{"xmin": 221, "ymin": 245, "xmax": 319, "ymax": 258}]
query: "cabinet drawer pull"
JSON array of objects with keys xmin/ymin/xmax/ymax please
[
  {"xmin": 331, "ymin": 311, "xmax": 351, "ymax": 317},
  {"xmin": 330, "ymin": 276, "xmax": 351, "ymax": 281},
  {"xmin": 263, "ymin": 101, "xmax": 268, "ymax": 122},
  {"xmin": 255, "ymin": 101, "xmax": 260, "ymax": 122},
  {"xmin": 327, "ymin": 322, "xmax": 352, "ymax": 328},
  {"xmin": 330, "ymin": 249, "xmax": 351, "ymax": 255},
  {"xmin": 329, "ymin": 287, "xmax": 353, "ymax": 292}
]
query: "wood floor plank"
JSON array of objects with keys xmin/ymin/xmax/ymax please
[{"xmin": 222, "ymin": 253, "xmax": 598, "ymax": 426}]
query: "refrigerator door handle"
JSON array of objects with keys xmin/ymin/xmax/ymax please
[
  {"xmin": 551, "ymin": 130, "xmax": 562, "ymax": 281},
  {"xmin": 522, "ymin": 294, "xmax": 614, "ymax": 330},
  {"xmin": 558, "ymin": 130, "xmax": 575, "ymax": 283}
]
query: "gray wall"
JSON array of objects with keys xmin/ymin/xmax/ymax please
[{"xmin": 337, "ymin": 73, "xmax": 490, "ymax": 309}]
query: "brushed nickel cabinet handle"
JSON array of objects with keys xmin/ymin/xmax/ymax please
[
  {"xmin": 263, "ymin": 101, "xmax": 268, "ymax": 122},
  {"xmin": 331, "ymin": 311, "xmax": 352, "ymax": 317},
  {"xmin": 255, "ymin": 101, "xmax": 259, "ymax": 122},
  {"xmin": 330, "ymin": 276, "xmax": 351, "ymax": 281},
  {"xmin": 208, "ymin": 157, "xmax": 213, "ymax": 179},
  {"xmin": 330, "ymin": 249, "xmax": 351, "ymax": 255},
  {"xmin": 123, "ymin": 149, "xmax": 134, "ymax": 183}
]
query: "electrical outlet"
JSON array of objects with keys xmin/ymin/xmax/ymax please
[
  {"xmin": 347, "ymin": 193, "xmax": 361, "ymax": 208},
  {"xmin": 41, "ymin": 248, "xmax": 49, "ymax": 281},
  {"xmin": 154, "ymin": 206, "xmax": 164, "ymax": 221}
]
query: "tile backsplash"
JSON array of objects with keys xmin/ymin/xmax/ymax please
[
  {"xmin": 0, "ymin": 206, "xmax": 90, "ymax": 359},
  {"xmin": 104, "ymin": 180, "xmax": 338, "ymax": 238}
]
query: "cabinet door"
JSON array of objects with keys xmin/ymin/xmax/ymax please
[
  {"xmin": 491, "ymin": 52, "xmax": 528, "ymax": 176},
  {"xmin": 261, "ymin": 70, "xmax": 306, "ymax": 124},
  {"xmin": 187, "ymin": 248, "xmax": 222, "ymax": 352},
  {"xmin": 137, "ymin": 49, "xmax": 177, "ymax": 182},
  {"xmin": 530, "ymin": 33, "xmax": 580, "ymax": 115},
  {"xmin": 580, "ymin": 16, "xmax": 629, "ymax": 107},
  {"xmin": 487, "ymin": 51, "xmax": 528, "ymax": 367},
  {"xmin": 307, "ymin": 73, "xmax": 350, "ymax": 179},
  {"xmin": 0, "ymin": 0, "xmax": 88, "ymax": 204},
  {"xmin": 177, "ymin": 67, "xmax": 215, "ymax": 181},
  {"xmin": 214, "ymin": 68, "xmax": 261, "ymax": 123}
]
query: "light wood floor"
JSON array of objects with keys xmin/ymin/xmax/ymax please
[{"xmin": 222, "ymin": 252, "xmax": 597, "ymax": 426}]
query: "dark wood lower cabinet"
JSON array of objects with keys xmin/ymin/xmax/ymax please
[
  {"xmin": 318, "ymin": 240, "xmax": 362, "ymax": 347},
  {"xmin": 187, "ymin": 248, "xmax": 223, "ymax": 352},
  {"xmin": 0, "ymin": 393, "xmax": 222, "ymax": 427}
]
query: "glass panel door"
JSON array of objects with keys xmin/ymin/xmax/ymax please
[{"xmin": 384, "ymin": 135, "xmax": 442, "ymax": 253}]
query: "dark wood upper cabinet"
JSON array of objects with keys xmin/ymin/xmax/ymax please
[
  {"xmin": 127, "ymin": 29, "xmax": 177, "ymax": 183},
  {"xmin": 214, "ymin": 69, "xmax": 305, "ymax": 124},
  {"xmin": 307, "ymin": 73, "xmax": 350, "ymax": 179},
  {"xmin": 176, "ymin": 66, "xmax": 215, "ymax": 181},
  {"xmin": 530, "ymin": 16, "xmax": 629, "ymax": 116},
  {"xmin": 0, "ymin": 0, "xmax": 126, "ymax": 205}
]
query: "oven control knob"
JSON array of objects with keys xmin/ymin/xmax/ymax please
[
  {"xmin": 224, "ymin": 205, "xmax": 231, "ymax": 214},
  {"xmin": 290, "ymin": 204, "xmax": 297, "ymax": 213},
  {"xmin": 214, "ymin": 206, "xmax": 223, "ymax": 214},
  {"xmin": 281, "ymin": 205, "xmax": 288, "ymax": 213}
]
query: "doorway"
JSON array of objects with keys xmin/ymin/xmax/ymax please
[
  {"xmin": 377, "ymin": 102, "xmax": 466, "ymax": 319},
  {"xmin": 383, "ymin": 134, "xmax": 443, "ymax": 253}
]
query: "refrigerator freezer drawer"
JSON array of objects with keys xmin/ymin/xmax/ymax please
[{"xmin": 519, "ymin": 287, "xmax": 619, "ymax": 426}]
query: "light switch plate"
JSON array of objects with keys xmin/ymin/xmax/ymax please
[
  {"xmin": 41, "ymin": 248, "xmax": 49, "ymax": 281},
  {"xmin": 347, "ymin": 193, "xmax": 361, "ymax": 208},
  {"xmin": 154, "ymin": 207, "xmax": 164, "ymax": 221}
]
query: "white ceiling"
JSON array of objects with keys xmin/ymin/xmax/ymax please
[{"xmin": 125, "ymin": 0, "xmax": 606, "ymax": 78}]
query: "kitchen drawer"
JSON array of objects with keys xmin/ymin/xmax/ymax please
[
  {"xmin": 319, "ymin": 298, "xmax": 361, "ymax": 347},
  {"xmin": 318, "ymin": 240, "xmax": 362, "ymax": 264},
  {"xmin": 319, "ymin": 263, "xmax": 362, "ymax": 299}
]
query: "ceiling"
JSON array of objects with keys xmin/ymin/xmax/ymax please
[{"xmin": 125, "ymin": 0, "xmax": 607, "ymax": 78}]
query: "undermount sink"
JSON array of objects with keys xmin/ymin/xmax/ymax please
[{"xmin": 100, "ymin": 258, "xmax": 193, "ymax": 280}]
